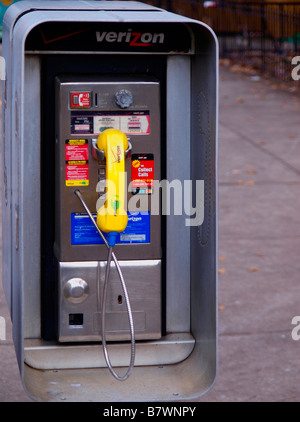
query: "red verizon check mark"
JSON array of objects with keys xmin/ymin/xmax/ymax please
[{"xmin": 40, "ymin": 28, "xmax": 88, "ymax": 44}]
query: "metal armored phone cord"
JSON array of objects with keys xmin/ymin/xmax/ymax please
[{"xmin": 74, "ymin": 189, "xmax": 135, "ymax": 381}]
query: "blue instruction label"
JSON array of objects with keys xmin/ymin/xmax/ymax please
[{"xmin": 71, "ymin": 212, "xmax": 150, "ymax": 245}]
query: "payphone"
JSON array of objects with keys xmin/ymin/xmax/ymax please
[
  {"xmin": 54, "ymin": 76, "xmax": 164, "ymax": 379},
  {"xmin": 2, "ymin": 0, "xmax": 218, "ymax": 401},
  {"xmin": 55, "ymin": 76, "xmax": 161, "ymax": 345}
]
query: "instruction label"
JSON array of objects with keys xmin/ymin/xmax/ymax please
[
  {"xmin": 70, "ymin": 92, "xmax": 91, "ymax": 108},
  {"xmin": 65, "ymin": 139, "xmax": 89, "ymax": 186},
  {"xmin": 71, "ymin": 111, "xmax": 150, "ymax": 135},
  {"xmin": 71, "ymin": 211, "xmax": 150, "ymax": 245},
  {"xmin": 131, "ymin": 153, "xmax": 154, "ymax": 194}
]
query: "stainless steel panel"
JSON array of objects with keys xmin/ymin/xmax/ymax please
[
  {"xmin": 58, "ymin": 260, "xmax": 161, "ymax": 342},
  {"xmin": 23, "ymin": 55, "xmax": 41, "ymax": 339},
  {"xmin": 166, "ymin": 55, "xmax": 191, "ymax": 333},
  {"xmin": 54, "ymin": 76, "xmax": 161, "ymax": 263},
  {"xmin": 24, "ymin": 333, "xmax": 195, "ymax": 369}
]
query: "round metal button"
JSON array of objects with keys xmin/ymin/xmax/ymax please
[{"xmin": 63, "ymin": 278, "xmax": 89, "ymax": 304}]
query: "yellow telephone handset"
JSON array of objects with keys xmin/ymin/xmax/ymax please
[{"xmin": 96, "ymin": 129, "xmax": 128, "ymax": 246}]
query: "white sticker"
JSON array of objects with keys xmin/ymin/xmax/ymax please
[{"xmin": 94, "ymin": 114, "xmax": 150, "ymax": 135}]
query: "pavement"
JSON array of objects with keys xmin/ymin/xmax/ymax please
[{"xmin": 1, "ymin": 62, "xmax": 300, "ymax": 402}]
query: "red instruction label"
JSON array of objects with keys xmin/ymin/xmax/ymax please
[
  {"xmin": 65, "ymin": 139, "xmax": 89, "ymax": 186},
  {"xmin": 65, "ymin": 139, "xmax": 89, "ymax": 161},
  {"xmin": 70, "ymin": 92, "xmax": 91, "ymax": 108},
  {"xmin": 131, "ymin": 153, "xmax": 154, "ymax": 194}
]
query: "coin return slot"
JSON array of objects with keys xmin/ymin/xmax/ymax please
[{"xmin": 69, "ymin": 313, "xmax": 84, "ymax": 326}]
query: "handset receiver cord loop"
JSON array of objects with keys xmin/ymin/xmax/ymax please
[{"xmin": 74, "ymin": 189, "xmax": 135, "ymax": 381}]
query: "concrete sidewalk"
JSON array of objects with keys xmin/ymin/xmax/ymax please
[
  {"xmin": 199, "ymin": 63, "xmax": 300, "ymax": 402},
  {"xmin": 1, "ymin": 63, "xmax": 300, "ymax": 402}
]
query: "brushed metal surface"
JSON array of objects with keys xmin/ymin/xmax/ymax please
[
  {"xmin": 58, "ymin": 260, "xmax": 161, "ymax": 342},
  {"xmin": 24, "ymin": 333, "xmax": 195, "ymax": 369},
  {"xmin": 54, "ymin": 76, "xmax": 161, "ymax": 263}
]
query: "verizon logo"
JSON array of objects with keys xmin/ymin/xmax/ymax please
[{"xmin": 96, "ymin": 29, "xmax": 165, "ymax": 46}]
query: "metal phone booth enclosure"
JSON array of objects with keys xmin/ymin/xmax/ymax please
[{"xmin": 2, "ymin": 1, "xmax": 218, "ymax": 402}]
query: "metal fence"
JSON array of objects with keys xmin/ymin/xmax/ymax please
[{"xmin": 147, "ymin": 0, "xmax": 300, "ymax": 81}]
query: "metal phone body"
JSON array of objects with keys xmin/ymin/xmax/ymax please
[{"xmin": 55, "ymin": 75, "xmax": 161, "ymax": 342}]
